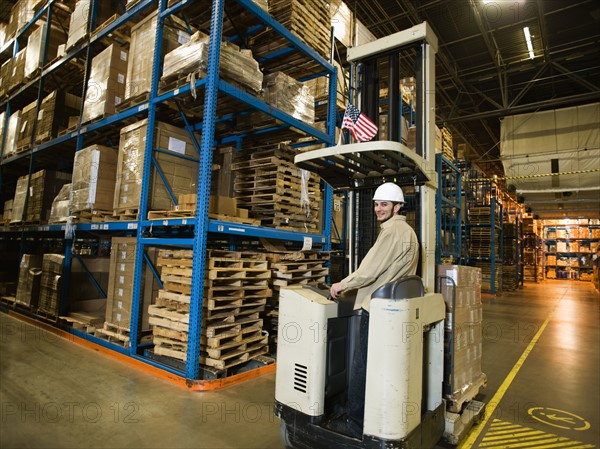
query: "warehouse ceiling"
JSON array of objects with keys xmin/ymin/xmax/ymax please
[{"xmin": 348, "ymin": 0, "xmax": 600, "ymax": 218}]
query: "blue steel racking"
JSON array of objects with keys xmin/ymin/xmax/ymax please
[
  {"xmin": 0, "ymin": 0, "xmax": 337, "ymax": 381},
  {"xmin": 463, "ymin": 177, "xmax": 503, "ymax": 294},
  {"xmin": 435, "ymin": 153, "xmax": 462, "ymax": 264}
]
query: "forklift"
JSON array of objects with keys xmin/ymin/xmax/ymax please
[{"xmin": 274, "ymin": 23, "xmax": 486, "ymax": 448}]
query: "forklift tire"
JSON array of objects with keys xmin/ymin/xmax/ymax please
[{"xmin": 280, "ymin": 421, "xmax": 293, "ymax": 448}]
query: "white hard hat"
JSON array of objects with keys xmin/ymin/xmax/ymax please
[{"xmin": 373, "ymin": 183, "xmax": 404, "ymax": 203}]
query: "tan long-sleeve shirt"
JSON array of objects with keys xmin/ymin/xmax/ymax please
[{"xmin": 340, "ymin": 215, "xmax": 419, "ymax": 311}]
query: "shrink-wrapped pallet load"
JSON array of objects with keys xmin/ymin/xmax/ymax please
[
  {"xmin": 72, "ymin": 145, "xmax": 118, "ymax": 213},
  {"xmin": 437, "ymin": 264, "xmax": 486, "ymax": 409},
  {"xmin": 161, "ymin": 31, "xmax": 263, "ymax": 95},
  {"xmin": 113, "ymin": 119, "xmax": 200, "ymax": 215},
  {"xmin": 82, "ymin": 44, "xmax": 128, "ymax": 123}
]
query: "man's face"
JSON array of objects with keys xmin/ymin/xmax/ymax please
[{"xmin": 374, "ymin": 200, "xmax": 398, "ymax": 223}]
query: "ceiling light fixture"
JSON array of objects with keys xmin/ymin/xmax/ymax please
[{"xmin": 523, "ymin": 26, "xmax": 535, "ymax": 59}]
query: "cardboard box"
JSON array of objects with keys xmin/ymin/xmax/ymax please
[
  {"xmin": 262, "ymin": 72, "xmax": 313, "ymax": 123},
  {"xmin": 125, "ymin": 11, "xmax": 190, "ymax": 99},
  {"xmin": 25, "ymin": 22, "xmax": 66, "ymax": 79},
  {"xmin": 3, "ymin": 199, "xmax": 13, "ymax": 222},
  {"xmin": 6, "ymin": 0, "xmax": 35, "ymax": 42},
  {"xmin": 2, "ymin": 110, "xmax": 20, "ymax": 158},
  {"xmin": 7, "ymin": 48, "xmax": 26, "ymax": 93},
  {"xmin": 0, "ymin": 59, "xmax": 10, "ymax": 98},
  {"xmin": 48, "ymin": 183, "xmax": 72, "ymax": 223},
  {"xmin": 82, "ymin": 44, "xmax": 128, "ymax": 123},
  {"xmin": 12, "ymin": 169, "xmax": 71, "ymax": 223},
  {"xmin": 106, "ymin": 237, "xmax": 160, "ymax": 330},
  {"xmin": 72, "ymin": 144, "xmax": 118, "ymax": 212},
  {"xmin": 15, "ymin": 254, "xmax": 42, "ymax": 308},
  {"xmin": 16, "ymin": 100, "xmax": 37, "ymax": 150},
  {"xmin": 35, "ymin": 90, "xmax": 81, "ymax": 143},
  {"xmin": 38, "ymin": 253, "xmax": 65, "ymax": 316},
  {"xmin": 113, "ymin": 119, "xmax": 200, "ymax": 212}
]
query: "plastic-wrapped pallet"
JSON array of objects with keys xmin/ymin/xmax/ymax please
[
  {"xmin": 10, "ymin": 175, "xmax": 29, "ymax": 223},
  {"xmin": 38, "ymin": 254, "xmax": 65, "ymax": 317},
  {"xmin": 6, "ymin": 49, "xmax": 26, "ymax": 94},
  {"xmin": 113, "ymin": 119, "xmax": 200, "ymax": 214},
  {"xmin": 72, "ymin": 145, "xmax": 118, "ymax": 213},
  {"xmin": 82, "ymin": 44, "xmax": 128, "ymax": 123},
  {"xmin": 15, "ymin": 254, "xmax": 42, "ymax": 308},
  {"xmin": 125, "ymin": 11, "xmax": 190, "ymax": 100},
  {"xmin": 25, "ymin": 22, "xmax": 66, "ymax": 79},
  {"xmin": 3, "ymin": 111, "xmax": 21, "ymax": 158},
  {"xmin": 35, "ymin": 90, "xmax": 81, "ymax": 144},
  {"xmin": 436, "ymin": 264, "xmax": 486, "ymax": 405},
  {"xmin": 48, "ymin": 183, "xmax": 72, "ymax": 224},
  {"xmin": 6, "ymin": 0, "xmax": 35, "ymax": 42},
  {"xmin": 161, "ymin": 31, "xmax": 263, "ymax": 95},
  {"xmin": 65, "ymin": 0, "xmax": 89, "ymax": 50},
  {"xmin": 262, "ymin": 72, "xmax": 314, "ymax": 123}
]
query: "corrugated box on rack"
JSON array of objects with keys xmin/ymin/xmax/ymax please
[
  {"xmin": 161, "ymin": 31, "xmax": 263, "ymax": 94},
  {"xmin": 25, "ymin": 22, "xmax": 66, "ymax": 79},
  {"xmin": 3, "ymin": 199, "xmax": 13, "ymax": 223},
  {"xmin": 82, "ymin": 44, "xmax": 128, "ymax": 123},
  {"xmin": 113, "ymin": 119, "xmax": 200, "ymax": 213},
  {"xmin": 262, "ymin": 72, "xmax": 314, "ymax": 123},
  {"xmin": 106, "ymin": 237, "xmax": 160, "ymax": 330},
  {"xmin": 125, "ymin": 11, "xmax": 190, "ymax": 100},
  {"xmin": 48, "ymin": 183, "xmax": 72, "ymax": 223},
  {"xmin": 16, "ymin": 100, "xmax": 37, "ymax": 150},
  {"xmin": 7, "ymin": 48, "xmax": 26, "ymax": 94},
  {"xmin": 436, "ymin": 264, "xmax": 485, "ymax": 401},
  {"xmin": 65, "ymin": 0, "xmax": 113, "ymax": 50},
  {"xmin": 72, "ymin": 144, "xmax": 118, "ymax": 212},
  {"xmin": 11, "ymin": 169, "xmax": 71, "ymax": 223},
  {"xmin": 38, "ymin": 253, "xmax": 65, "ymax": 316},
  {"xmin": 0, "ymin": 59, "xmax": 10, "ymax": 98},
  {"xmin": 35, "ymin": 90, "xmax": 81, "ymax": 143},
  {"xmin": 2, "ymin": 111, "xmax": 20, "ymax": 159},
  {"xmin": 6, "ymin": 0, "xmax": 35, "ymax": 41},
  {"xmin": 15, "ymin": 254, "xmax": 42, "ymax": 308}
]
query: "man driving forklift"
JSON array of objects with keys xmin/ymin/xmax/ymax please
[
  {"xmin": 329, "ymin": 182, "xmax": 419, "ymax": 311},
  {"xmin": 326, "ymin": 182, "xmax": 420, "ymax": 437}
]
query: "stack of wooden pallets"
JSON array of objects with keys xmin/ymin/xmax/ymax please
[
  {"xmin": 149, "ymin": 249, "xmax": 270, "ymax": 371},
  {"xmin": 232, "ymin": 145, "xmax": 321, "ymax": 232},
  {"xmin": 264, "ymin": 250, "xmax": 329, "ymax": 352},
  {"xmin": 250, "ymin": 0, "xmax": 330, "ymax": 78}
]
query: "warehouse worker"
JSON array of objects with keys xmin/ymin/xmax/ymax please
[
  {"xmin": 328, "ymin": 182, "xmax": 419, "ymax": 438},
  {"xmin": 329, "ymin": 182, "xmax": 419, "ymax": 311}
]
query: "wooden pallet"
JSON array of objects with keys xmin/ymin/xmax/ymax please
[
  {"xmin": 116, "ymin": 92, "xmax": 150, "ymax": 112},
  {"xmin": 72, "ymin": 209, "xmax": 116, "ymax": 223},
  {"xmin": 113, "ymin": 208, "xmax": 138, "ymax": 221}
]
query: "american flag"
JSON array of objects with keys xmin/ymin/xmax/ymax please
[{"xmin": 341, "ymin": 103, "xmax": 378, "ymax": 142}]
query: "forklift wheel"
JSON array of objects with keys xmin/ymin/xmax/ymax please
[{"xmin": 280, "ymin": 421, "xmax": 293, "ymax": 448}]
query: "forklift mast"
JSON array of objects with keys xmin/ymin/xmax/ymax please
[{"xmin": 295, "ymin": 22, "xmax": 439, "ymax": 292}]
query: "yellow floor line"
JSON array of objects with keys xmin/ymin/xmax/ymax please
[{"xmin": 459, "ymin": 307, "xmax": 556, "ymax": 448}]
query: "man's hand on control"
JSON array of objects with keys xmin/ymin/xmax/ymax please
[{"xmin": 330, "ymin": 282, "xmax": 343, "ymax": 299}]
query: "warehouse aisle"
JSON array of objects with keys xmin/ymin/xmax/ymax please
[
  {"xmin": 0, "ymin": 312, "xmax": 283, "ymax": 449},
  {"xmin": 463, "ymin": 280, "xmax": 600, "ymax": 449},
  {"xmin": 1, "ymin": 280, "xmax": 598, "ymax": 449}
]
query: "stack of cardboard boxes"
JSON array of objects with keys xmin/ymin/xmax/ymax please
[
  {"xmin": 71, "ymin": 144, "xmax": 118, "ymax": 213},
  {"xmin": 38, "ymin": 254, "xmax": 65, "ymax": 317},
  {"xmin": 82, "ymin": 44, "xmax": 128, "ymax": 123},
  {"xmin": 113, "ymin": 119, "xmax": 200, "ymax": 214},
  {"xmin": 437, "ymin": 264, "xmax": 486, "ymax": 405}
]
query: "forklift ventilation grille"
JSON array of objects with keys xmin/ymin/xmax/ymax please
[{"xmin": 293, "ymin": 363, "xmax": 308, "ymax": 393}]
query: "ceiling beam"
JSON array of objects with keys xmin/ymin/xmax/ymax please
[
  {"xmin": 468, "ymin": 0, "xmax": 508, "ymax": 106},
  {"xmin": 440, "ymin": 91, "xmax": 600, "ymax": 124}
]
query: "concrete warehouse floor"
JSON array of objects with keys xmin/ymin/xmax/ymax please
[{"xmin": 1, "ymin": 280, "xmax": 598, "ymax": 449}]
